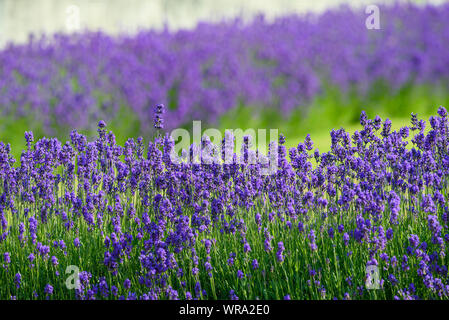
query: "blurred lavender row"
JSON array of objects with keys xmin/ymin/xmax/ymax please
[{"xmin": 0, "ymin": 3, "xmax": 448, "ymax": 133}]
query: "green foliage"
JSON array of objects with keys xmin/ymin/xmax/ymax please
[{"xmin": 1, "ymin": 83, "xmax": 448, "ymax": 160}]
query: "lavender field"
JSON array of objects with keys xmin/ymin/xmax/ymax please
[
  {"xmin": 0, "ymin": 2, "xmax": 449, "ymax": 301},
  {"xmin": 1, "ymin": 105, "xmax": 449, "ymax": 300},
  {"xmin": 1, "ymin": 4, "xmax": 449, "ymax": 137}
]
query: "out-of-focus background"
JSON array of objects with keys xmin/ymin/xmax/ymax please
[{"xmin": 0, "ymin": 0, "xmax": 448, "ymax": 157}]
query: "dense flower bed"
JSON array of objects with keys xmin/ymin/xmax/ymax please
[
  {"xmin": 0, "ymin": 105, "xmax": 449, "ymax": 300},
  {"xmin": 1, "ymin": 3, "xmax": 448, "ymax": 133}
]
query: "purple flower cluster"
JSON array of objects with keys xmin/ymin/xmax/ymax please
[{"xmin": 1, "ymin": 105, "xmax": 449, "ymax": 300}]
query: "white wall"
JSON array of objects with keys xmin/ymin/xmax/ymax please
[{"xmin": 0, "ymin": 0, "xmax": 446, "ymax": 47}]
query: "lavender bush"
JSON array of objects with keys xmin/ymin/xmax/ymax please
[
  {"xmin": 1, "ymin": 3, "xmax": 449, "ymax": 134},
  {"xmin": 0, "ymin": 104, "xmax": 449, "ymax": 300}
]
